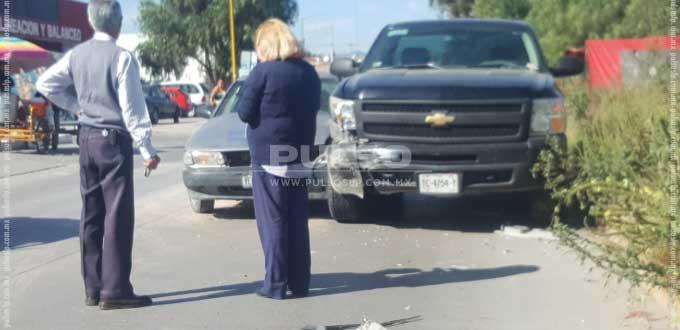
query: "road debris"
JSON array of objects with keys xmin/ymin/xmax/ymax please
[
  {"xmin": 356, "ymin": 319, "xmax": 388, "ymax": 330},
  {"xmin": 624, "ymin": 310, "xmax": 658, "ymax": 320},
  {"xmin": 495, "ymin": 225, "xmax": 557, "ymax": 241},
  {"xmin": 450, "ymin": 264, "xmax": 471, "ymax": 270}
]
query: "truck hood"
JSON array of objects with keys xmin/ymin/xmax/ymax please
[
  {"xmin": 338, "ymin": 68, "xmax": 557, "ymax": 100},
  {"xmin": 185, "ymin": 112, "xmax": 331, "ymax": 152}
]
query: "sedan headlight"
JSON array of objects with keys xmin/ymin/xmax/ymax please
[
  {"xmin": 183, "ymin": 151, "xmax": 194, "ymax": 166},
  {"xmin": 531, "ymin": 98, "xmax": 566, "ymax": 134},
  {"xmin": 183, "ymin": 150, "xmax": 226, "ymax": 167},
  {"xmin": 330, "ymin": 96, "xmax": 357, "ymax": 130}
]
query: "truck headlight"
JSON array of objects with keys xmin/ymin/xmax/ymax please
[
  {"xmin": 330, "ymin": 96, "xmax": 357, "ymax": 130},
  {"xmin": 531, "ymin": 98, "xmax": 566, "ymax": 134},
  {"xmin": 184, "ymin": 150, "xmax": 226, "ymax": 167}
]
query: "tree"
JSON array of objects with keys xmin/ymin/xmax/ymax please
[
  {"xmin": 611, "ymin": 0, "xmax": 670, "ymax": 38},
  {"xmin": 430, "ymin": 0, "xmax": 528, "ymax": 18},
  {"xmin": 429, "ymin": 0, "xmax": 475, "ymax": 17},
  {"xmin": 473, "ymin": 0, "xmax": 530, "ymax": 19},
  {"xmin": 525, "ymin": 0, "xmax": 668, "ymax": 61},
  {"xmin": 429, "ymin": 0, "xmax": 670, "ymax": 63},
  {"xmin": 137, "ymin": 0, "xmax": 298, "ymax": 83}
]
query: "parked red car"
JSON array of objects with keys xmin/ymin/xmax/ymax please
[{"xmin": 161, "ymin": 86, "xmax": 194, "ymax": 117}]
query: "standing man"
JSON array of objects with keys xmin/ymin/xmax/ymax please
[{"xmin": 37, "ymin": 0, "xmax": 160, "ymax": 310}]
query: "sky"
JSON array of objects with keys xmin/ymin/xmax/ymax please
[{"xmin": 115, "ymin": 0, "xmax": 443, "ymax": 54}]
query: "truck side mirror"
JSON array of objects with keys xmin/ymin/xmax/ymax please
[
  {"xmin": 331, "ymin": 58, "xmax": 359, "ymax": 79},
  {"xmin": 550, "ymin": 57, "xmax": 585, "ymax": 78}
]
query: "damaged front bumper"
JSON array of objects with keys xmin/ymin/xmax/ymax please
[{"xmin": 326, "ymin": 135, "xmax": 565, "ymax": 198}]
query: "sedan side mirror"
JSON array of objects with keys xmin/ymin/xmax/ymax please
[
  {"xmin": 550, "ymin": 57, "xmax": 585, "ymax": 78},
  {"xmin": 330, "ymin": 58, "xmax": 359, "ymax": 79},
  {"xmin": 197, "ymin": 107, "xmax": 213, "ymax": 119}
]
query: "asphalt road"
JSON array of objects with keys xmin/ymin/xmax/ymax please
[{"xmin": 2, "ymin": 117, "xmax": 670, "ymax": 330}]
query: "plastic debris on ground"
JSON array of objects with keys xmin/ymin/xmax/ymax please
[
  {"xmin": 356, "ymin": 320, "xmax": 388, "ymax": 330},
  {"xmin": 495, "ymin": 225, "xmax": 557, "ymax": 241}
]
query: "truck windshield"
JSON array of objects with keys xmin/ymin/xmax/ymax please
[{"xmin": 361, "ymin": 24, "xmax": 543, "ymax": 72}]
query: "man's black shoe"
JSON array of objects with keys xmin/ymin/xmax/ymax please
[
  {"xmin": 85, "ymin": 296, "xmax": 100, "ymax": 306},
  {"xmin": 99, "ymin": 295, "xmax": 153, "ymax": 310}
]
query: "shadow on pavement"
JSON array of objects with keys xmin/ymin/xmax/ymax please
[
  {"xmin": 150, "ymin": 265, "xmax": 538, "ymax": 306},
  {"xmin": 388, "ymin": 193, "xmax": 538, "ymax": 233},
  {"xmin": 48, "ymin": 146, "xmax": 80, "ymax": 156},
  {"xmin": 2, "ymin": 217, "xmax": 79, "ymax": 249},
  {"xmin": 212, "ymin": 193, "xmax": 537, "ymax": 233},
  {"xmin": 309, "ymin": 193, "xmax": 540, "ymax": 233},
  {"xmin": 213, "ymin": 201, "xmax": 255, "ymax": 220}
]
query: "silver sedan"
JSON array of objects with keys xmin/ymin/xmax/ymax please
[{"xmin": 182, "ymin": 76, "xmax": 338, "ymax": 213}]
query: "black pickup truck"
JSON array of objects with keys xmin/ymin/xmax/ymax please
[{"xmin": 326, "ymin": 19, "xmax": 583, "ymax": 222}]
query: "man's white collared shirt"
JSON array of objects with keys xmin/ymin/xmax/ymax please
[{"xmin": 37, "ymin": 31, "xmax": 157, "ymax": 160}]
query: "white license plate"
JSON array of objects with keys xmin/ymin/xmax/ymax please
[
  {"xmin": 419, "ymin": 173, "xmax": 460, "ymax": 195},
  {"xmin": 241, "ymin": 175, "xmax": 253, "ymax": 189}
]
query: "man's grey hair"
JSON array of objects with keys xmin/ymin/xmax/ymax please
[{"xmin": 88, "ymin": 0, "xmax": 123, "ymax": 33}]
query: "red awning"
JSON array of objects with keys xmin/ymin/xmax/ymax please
[{"xmin": 585, "ymin": 36, "xmax": 678, "ymax": 88}]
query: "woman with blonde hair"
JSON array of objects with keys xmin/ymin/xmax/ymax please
[{"xmin": 237, "ymin": 18, "xmax": 321, "ymax": 300}]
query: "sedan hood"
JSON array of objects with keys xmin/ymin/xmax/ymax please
[
  {"xmin": 339, "ymin": 68, "xmax": 557, "ymax": 100},
  {"xmin": 185, "ymin": 112, "xmax": 331, "ymax": 152}
]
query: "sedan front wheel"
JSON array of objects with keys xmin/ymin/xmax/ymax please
[{"xmin": 188, "ymin": 192, "xmax": 214, "ymax": 214}]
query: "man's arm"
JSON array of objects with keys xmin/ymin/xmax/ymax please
[
  {"xmin": 36, "ymin": 51, "xmax": 79, "ymax": 114},
  {"xmin": 237, "ymin": 66, "xmax": 266, "ymax": 126},
  {"xmin": 117, "ymin": 51, "xmax": 158, "ymax": 162}
]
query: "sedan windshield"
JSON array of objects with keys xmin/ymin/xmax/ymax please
[
  {"xmin": 361, "ymin": 23, "xmax": 544, "ymax": 72},
  {"xmin": 213, "ymin": 82, "xmax": 244, "ymax": 117},
  {"xmin": 213, "ymin": 78, "xmax": 338, "ymax": 117}
]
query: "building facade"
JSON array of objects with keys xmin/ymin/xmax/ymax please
[{"xmin": 3, "ymin": 0, "xmax": 93, "ymax": 53}]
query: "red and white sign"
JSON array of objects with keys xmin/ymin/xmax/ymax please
[{"xmin": 1, "ymin": 17, "xmax": 83, "ymax": 43}]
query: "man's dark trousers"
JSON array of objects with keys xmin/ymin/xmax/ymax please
[
  {"xmin": 252, "ymin": 170, "xmax": 311, "ymax": 299},
  {"xmin": 78, "ymin": 125, "xmax": 135, "ymax": 299}
]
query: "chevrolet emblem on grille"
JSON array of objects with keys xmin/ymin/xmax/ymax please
[{"xmin": 425, "ymin": 112, "xmax": 456, "ymax": 128}]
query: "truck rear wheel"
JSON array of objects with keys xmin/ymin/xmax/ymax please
[{"xmin": 328, "ymin": 186, "xmax": 365, "ymax": 223}]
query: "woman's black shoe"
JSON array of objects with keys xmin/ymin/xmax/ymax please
[
  {"xmin": 255, "ymin": 288, "xmax": 285, "ymax": 300},
  {"xmin": 85, "ymin": 296, "xmax": 100, "ymax": 306},
  {"xmin": 99, "ymin": 295, "xmax": 153, "ymax": 310},
  {"xmin": 287, "ymin": 290, "xmax": 309, "ymax": 299}
]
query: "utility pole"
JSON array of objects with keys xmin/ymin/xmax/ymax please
[
  {"xmin": 354, "ymin": 0, "xmax": 359, "ymax": 53},
  {"xmin": 228, "ymin": 0, "xmax": 238, "ymax": 81},
  {"xmin": 331, "ymin": 25, "xmax": 335, "ymax": 62},
  {"xmin": 299, "ymin": 0, "xmax": 305, "ymax": 49},
  {"xmin": 300, "ymin": 16, "xmax": 305, "ymax": 49}
]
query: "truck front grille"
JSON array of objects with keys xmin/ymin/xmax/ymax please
[
  {"xmin": 362, "ymin": 103, "xmax": 523, "ymax": 114},
  {"xmin": 358, "ymin": 100, "xmax": 529, "ymax": 144},
  {"xmin": 363, "ymin": 123, "xmax": 520, "ymax": 139}
]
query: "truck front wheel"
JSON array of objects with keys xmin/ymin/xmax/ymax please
[
  {"xmin": 328, "ymin": 186, "xmax": 365, "ymax": 223},
  {"xmin": 525, "ymin": 190, "xmax": 555, "ymax": 226}
]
